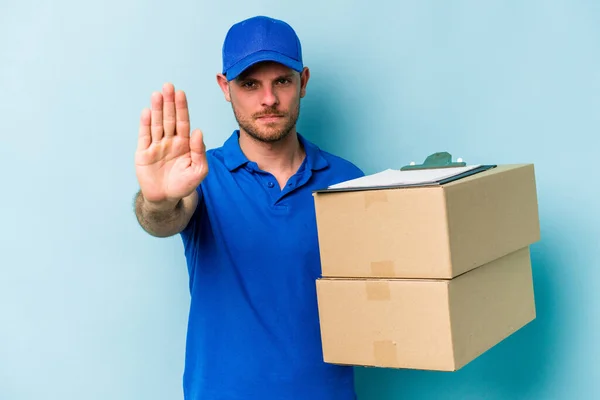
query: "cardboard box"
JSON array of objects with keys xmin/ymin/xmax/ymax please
[
  {"xmin": 313, "ymin": 164, "xmax": 540, "ymax": 279},
  {"xmin": 315, "ymin": 247, "xmax": 536, "ymax": 371}
]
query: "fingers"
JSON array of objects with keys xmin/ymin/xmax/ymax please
[
  {"xmin": 162, "ymin": 83, "xmax": 176, "ymax": 137},
  {"xmin": 175, "ymin": 90, "xmax": 190, "ymax": 138},
  {"xmin": 150, "ymin": 92, "xmax": 163, "ymax": 142},
  {"xmin": 190, "ymin": 129, "xmax": 208, "ymax": 174},
  {"xmin": 137, "ymin": 108, "xmax": 152, "ymax": 151},
  {"xmin": 146, "ymin": 83, "xmax": 188, "ymax": 144}
]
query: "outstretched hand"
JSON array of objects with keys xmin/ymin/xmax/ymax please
[{"xmin": 135, "ymin": 83, "xmax": 208, "ymax": 207}]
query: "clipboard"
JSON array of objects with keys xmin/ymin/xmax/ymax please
[{"xmin": 314, "ymin": 152, "xmax": 497, "ymax": 193}]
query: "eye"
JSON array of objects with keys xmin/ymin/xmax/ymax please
[
  {"xmin": 276, "ymin": 78, "xmax": 291, "ymax": 85},
  {"xmin": 242, "ymin": 81, "xmax": 257, "ymax": 89}
]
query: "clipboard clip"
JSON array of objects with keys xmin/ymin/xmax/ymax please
[{"xmin": 401, "ymin": 152, "xmax": 466, "ymax": 170}]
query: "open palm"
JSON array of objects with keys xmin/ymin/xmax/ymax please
[{"xmin": 135, "ymin": 83, "xmax": 208, "ymax": 204}]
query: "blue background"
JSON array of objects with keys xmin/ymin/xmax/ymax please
[{"xmin": 2, "ymin": 1, "xmax": 598, "ymax": 399}]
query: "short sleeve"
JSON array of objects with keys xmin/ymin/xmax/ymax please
[{"xmin": 180, "ymin": 184, "xmax": 204, "ymax": 247}]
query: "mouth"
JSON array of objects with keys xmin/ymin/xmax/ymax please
[{"xmin": 256, "ymin": 114, "xmax": 284, "ymax": 123}]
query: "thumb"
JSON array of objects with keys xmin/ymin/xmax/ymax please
[{"xmin": 190, "ymin": 128, "xmax": 207, "ymax": 171}]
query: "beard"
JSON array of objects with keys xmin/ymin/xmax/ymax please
[{"xmin": 232, "ymin": 101, "xmax": 301, "ymax": 144}]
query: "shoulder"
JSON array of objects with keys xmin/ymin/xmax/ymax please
[
  {"xmin": 206, "ymin": 146, "xmax": 223, "ymax": 162},
  {"xmin": 318, "ymin": 149, "xmax": 365, "ymax": 180},
  {"xmin": 203, "ymin": 146, "xmax": 229, "ymax": 173}
]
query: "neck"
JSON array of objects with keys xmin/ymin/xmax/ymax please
[{"xmin": 238, "ymin": 129, "xmax": 306, "ymax": 175}]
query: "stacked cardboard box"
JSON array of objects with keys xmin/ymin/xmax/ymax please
[{"xmin": 312, "ymin": 164, "xmax": 540, "ymax": 371}]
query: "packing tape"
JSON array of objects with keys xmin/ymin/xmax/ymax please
[
  {"xmin": 366, "ymin": 281, "xmax": 390, "ymax": 301},
  {"xmin": 364, "ymin": 190, "xmax": 387, "ymax": 208},
  {"xmin": 373, "ymin": 340, "xmax": 398, "ymax": 367},
  {"xmin": 370, "ymin": 260, "xmax": 395, "ymax": 276}
]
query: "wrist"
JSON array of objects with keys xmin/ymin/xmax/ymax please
[{"xmin": 143, "ymin": 196, "xmax": 181, "ymax": 213}]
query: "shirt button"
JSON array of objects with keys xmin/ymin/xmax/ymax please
[{"xmin": 267, "ymin": 182, "xmax": 275, "ymax": 188}]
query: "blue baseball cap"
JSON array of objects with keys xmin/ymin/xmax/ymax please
[{"xmin": 222, "ymin": 16, "xmax": 303, "ymax": 81}]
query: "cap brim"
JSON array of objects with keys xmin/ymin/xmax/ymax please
[{"xmin": 225, "ymin": 50, "xmax": 303, "ymax": 81}]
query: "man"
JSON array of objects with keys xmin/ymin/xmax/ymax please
[{"xmin": 134, "ymin": 15, "xmax": 364, "ymax": 400}]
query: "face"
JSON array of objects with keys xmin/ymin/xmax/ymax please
[{"xmin": 217, "ymin": 62, "xmax": 310, "ymax": 143}]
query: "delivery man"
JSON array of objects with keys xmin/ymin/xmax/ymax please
[{"xmin": 133, "ymin": 15, "xmax": 364, "ymax": 400}]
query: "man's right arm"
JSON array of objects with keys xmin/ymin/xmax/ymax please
[
  {"xmin": 134, "ymin": 83, "xmax": 207, "ymax": 237},
  {"xmin": 134, "ymin": 190, "xmax": 199, "ymax": 238}
]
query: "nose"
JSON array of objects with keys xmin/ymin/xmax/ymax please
[{"xmin": 261, "ymin": 86, "xmax": 279, "ymax": 107}]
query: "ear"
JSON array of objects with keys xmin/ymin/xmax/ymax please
[
  {"xmin": 216, "ymin": 73, "xmax": 231, "ymax": 102},
  {"xmin": 299, "ymin": 67, "xmax": 310, "ymax": 98}
]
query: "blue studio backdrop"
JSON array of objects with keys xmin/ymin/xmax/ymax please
[{"xmin": 1, "ymin": 1, "xmax": 598, "ymax": 399}]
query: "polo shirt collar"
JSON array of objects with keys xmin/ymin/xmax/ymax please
[{"xmin": 223, "ymin": 130, "xmax": 329, "ymax": 172}]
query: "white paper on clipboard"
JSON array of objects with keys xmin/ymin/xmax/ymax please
[{"xmin": 327, "ymin": 165, "xmax": 483, "ymax": 190}]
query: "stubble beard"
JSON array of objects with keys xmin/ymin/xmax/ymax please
[{"xmin": 232, "ymin": 102, "xmax": 301, "ymax": 144}]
